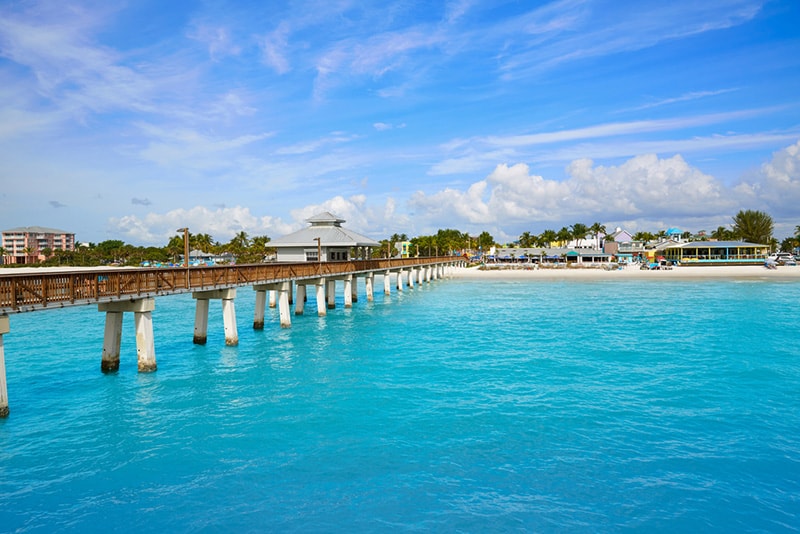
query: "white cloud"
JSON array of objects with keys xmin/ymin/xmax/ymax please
[
  {"xmin": 290, "ymin": 195, "xmax": 386, "ymax": 237},
  {"xmin": 108, "ymin": 205, "xmax": 294, "ymax": 245},
  {"xmin": 188, "ymin": 25, "xmax": 241, "ymax": 60},
  {"xmin": 736, "ymin": 140, "xmax": 800, "ymax": 217},
  {"xmin": 273, "ymin": 132, "xmax": 358, "ymax": 155},
  {"xmin": 411, "ymin": 152, "xmax": 736, "ymax": 230},
  {"xmin": 261, "ymin": 22, "xmax": 291, "ymax": 74},
  {"xmin": 620, "ymin": 89, "xmax": 738, "ymax": 112},
  {"xmin": 481, "ymin": 109, "xmax": 775, "ymax": 148},
  {"xmin": 137, "ymin": 124, "xmax": 273, "ymax": 168}
]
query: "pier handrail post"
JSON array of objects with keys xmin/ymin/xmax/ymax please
[{"xmin": 177, "ymin": 227, "xmax": 189, "ymax": 289}]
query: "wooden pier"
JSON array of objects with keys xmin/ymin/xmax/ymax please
[{"xmin": 0, "ymin": 258, "xmax": 460, "ymax": 417}]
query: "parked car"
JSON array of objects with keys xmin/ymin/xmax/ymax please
[{"xmin": 768, "ymin": 252, "xmax": 797, "ymax": 266}]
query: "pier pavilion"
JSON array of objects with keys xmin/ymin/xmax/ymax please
[
  {"xmin": 0, "ymin": 257, "xmax": 460, "ymax": 417},
  {"xmin": 270, "ymin": 212, "xmax": 380, "ymax": 262}
]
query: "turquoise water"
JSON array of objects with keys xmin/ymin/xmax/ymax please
[{"xmin": 1, "ymin": 276, "xmax": 799, "ymax": 532}]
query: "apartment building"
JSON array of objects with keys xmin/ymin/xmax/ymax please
[{"xmin": 1, "ymin": 226, "xmax": 75, "ymax": 264}]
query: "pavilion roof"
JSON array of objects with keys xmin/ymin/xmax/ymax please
[{"xmin": 270, "ymin": 212, "xmax": 380, "ymax": 247}]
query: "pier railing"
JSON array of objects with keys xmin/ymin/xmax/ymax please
[{"xmin": 0, "ymin": 257, "xmax": 455, "ymax": 313}]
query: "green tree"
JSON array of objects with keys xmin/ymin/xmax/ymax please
[
  {"xmin": 570, "ymin": 223, "xmax": 589, "ymax": 246},
  {"xmin": 556, "ymin": 227, "xmax": 572, "ymax": 247},
  {"xmin": 731, "ymin": 209, "xmax": 774, "ymax": 246},
  {"xmin": 192, "ymin": 233, "xmax": 214, "ymax": 252},
  {"xmin": 226, "ymin": 231, "xmax": 250, "ymax": 256},
  {"xmin": 477, "ymin": 231, "xmax": 494, "ymax": 250},
  {"xmin": 780, "ymin": 236, "xmax": 797, "ymax": 253},
  {"xmin": 589, "ymin": 222, "xmax": 606, "ymax": 248},
  {"xmin": 519, "ymin": 231, "xmax": 534, "ymax": 248},
  {"xmin": 539, "ymin": 229, "xmax": 557, "ymax": 248},
  {"xmin": 711, "ymin": 225, "xmax": 733, "ymax": 240},
  {"xmin": 166, "ymin": 235, "xmax": 185, "ymax": 263}
]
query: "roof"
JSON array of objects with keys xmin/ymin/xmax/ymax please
[
  {"xmin": 307, "ymin": 211, "xmax": 345, "ymax": 226},
  {"xmin": 269, "ymin": 212, "xmax": 380, "ymax": 247},
  {"xmin": 2, "ymin": 226, "xmax": 73, "ymax": 234}
]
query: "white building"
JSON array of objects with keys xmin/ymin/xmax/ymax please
[{"xmin": 269, "ymin": 212, "xmax": 380, "ymax": 262}]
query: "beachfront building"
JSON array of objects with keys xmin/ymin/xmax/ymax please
[
  {"xmin": 489, "ymin": 247, "xmax": 613, "ymax": 265},
  {"xmin": 662, "ymin": 241, "xmax": 769, "ymax": 265},
  {"xmin": 270, "ymin": 212, "xmax": 381, "ymax": 262},
  {"xmin": 1, "ymin": 226, "xmax": 75, "ymax": 264}
]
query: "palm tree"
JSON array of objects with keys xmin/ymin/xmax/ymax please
[
  {"xmin": 556, "ymin": 227, "xmax": 572, "ymax": 247},
  {"xmin": 539, "ymin": 229, "xmax": 557, "ymax": 248},
  {"xmin": 711, "ymin": 225, "xmax": 732, "ymax": 240},
  {"xmin": 570, "ymin": 223, "xmax": 589, "ymax": 247},
  {"xmin": 519, "ymin": 231, "xmax": 533, "ymax": 248},
  {"xmin": 193, "ymin": 233, "xmax": 214, "ymax": 252},
  {"xmin": 227, "ymin": 231, "xmax": 250, "ymax": 256},
  {"xmin": 0, "ymin": 246, "xmax": 6, "ymax": 266},
  {"xmin": 732, "ymin": 209, "xmax": 774, "ymax": 246},
  {"xmin": 22, "ymin": 246, "xmax": 35, "ymax": 264},
  {"xmin": 477, "ymin": 231, "xmax": 494, "ymax": 251},
  {"xmin": 589, "ymin": 222, "xmax": 606, "ymax": 249},
  {"xmin": 166, "ymin": 235, "xmax": 184, "ymax": 263}
]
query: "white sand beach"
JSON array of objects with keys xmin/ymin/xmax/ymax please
[{"xmin": 450, "ymin": 264, "xmax": 800, "ymax": 281}]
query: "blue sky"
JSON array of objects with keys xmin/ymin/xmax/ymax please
[{"xmin": 1, "ymin": 0, "xmax": 799, "ymax": 245}]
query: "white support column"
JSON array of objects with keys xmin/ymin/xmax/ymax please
[
  {"xmin": 193, "ymin": 288, "xmax": 238, "ymax": 346},
  {"xmin": 418, "ymin": 267, "xmax": 424, "ymax": 284},
  {"xmin": 327, "ymin": 279, "xmax": 336, "ymax": 309},
  {"xmin": 253, "ymin": 288, "xmax": 267, "ymax": 330},
  {"xmin": 295, "ymin": 284, "xmax": 306, "ymax": 315},
  {"xmin": 100, "ymin": 310, "xmax": 123, "ymax": 372},
  {"xmin": 98, "ymin": 298, "xmax": 157, "ymax": 373},
  {"xmin": 268, "ymin": 290, "xmax": 277, "ymax": 308},
  {"xmin": 408, "ymin": 268, "xmax": 415, "ymax": 289},
  {"xmin": 134, "ymin": 306, "xmax": 157, "ymax": 372},
  {"xmin": 278, "ymin": 282, "xmax": 291, "ymax": 328},
  {"xmin": 396, "ymin": 270, "xmax": 404, "ymax": 292},
  {"xmin": 351, "ymin": 276, "xmax": 358, "ymax": 303},
  {"xmin": 0, "ymin": 315, "xmax": 10, "ymax": 418},
  {"xmin": 222, "ymin": 296, "xmax": 238, "ymax": 346},
  {"xmin": 288, "ymin": 281, "xmax": 294, "ymax": 305},
  {"xmin": 344, "ymin": 275, "xmax": 353, "ymax": 308},
  {"xmin": 316, "ymin": 279, "xmax": 327, "ymax": 316},
  {"xmin": 384, "ymin": 270, "xmax": 391, "ymax": 295},
  {"xmin": 366, "ymin": 273, "xmax": 374, "ymax": 301},
  {"xmin": 193, "ymin": 297, "xmax": 210, "ymax": 343}
]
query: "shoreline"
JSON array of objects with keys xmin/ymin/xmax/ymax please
[{"xmin": 450, "ymin": 264, "xmax": 800, "ymax": 281}]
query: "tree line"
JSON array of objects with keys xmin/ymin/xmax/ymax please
[
  {"xmin": 2, "ymin": 209, "xmax": 797, "ymax": 268},
  {"xmin": 514, "ymin": 210, "xmax": 799, "ymax": 253}
]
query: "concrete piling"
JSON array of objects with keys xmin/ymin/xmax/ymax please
[
  {"xmin": 98, "ymin": 298, "xmax": 157, "ymax": 373},
  {"xmin": 0, "ymin": 315, "xmax": 9, "ymax": 418}
]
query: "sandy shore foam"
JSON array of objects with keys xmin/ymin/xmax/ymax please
[{"xmin": 451, "ymin": 263, "xmax": 800, "ymax": 281}]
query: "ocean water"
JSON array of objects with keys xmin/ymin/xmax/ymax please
[{"xmin": 1, "ymin": 276, "xmax": 799, "ymax": 532}]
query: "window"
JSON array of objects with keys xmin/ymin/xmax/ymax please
[{"xmin": 305, "ymin": 250, "xmax": 318, "ymax": 262}]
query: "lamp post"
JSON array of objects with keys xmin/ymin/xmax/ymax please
[{"xmin": 176, "ymin": 227, "xmax": 189, "ymax": 287}]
